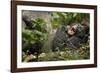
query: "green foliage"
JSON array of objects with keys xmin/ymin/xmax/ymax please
[
  {"xmin": 40, "ymin": 44, "xmax": 90, "ymax": 61},
  {"xmin": 23, "ymin": 43, "xmax": 89, "ymax": 62},
  {"xmin": 32, "ymin": 18, "xmax": 47, "ymax": 33},
  {"xmin": 22, "ymin": 18, "xmax": 48, "ymax": 51},
  {"xmin": 51, "ymin": 12, "xmax": 89, "ymax": 29}
]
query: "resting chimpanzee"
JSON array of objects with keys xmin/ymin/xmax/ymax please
[{"xmin": 52, "ymin": 23, "xmax": 89, "ymax": 51}]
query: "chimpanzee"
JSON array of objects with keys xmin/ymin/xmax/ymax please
[{"xmin": 52, "ymin": 23, "xmax": 89, "ymax": 51}]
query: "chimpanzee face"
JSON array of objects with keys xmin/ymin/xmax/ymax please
[
  {"xmin": 67, "ymin": 23, "xmax": 87, "ymax": 36},
  {"xmin": 67, "ymin": 24, "xmax": 78, "ymax": 36},
  {"xmin": 67, "ymin": 27, "xmax": 76, "ymax": 36}
]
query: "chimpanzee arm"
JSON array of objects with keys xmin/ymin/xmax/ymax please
[
  {"xmin": 65, "ymin": 36, "xmax": 82, "ymax": 49},
  {"xmin": 52, "ymin": 25, "xmax": 69, "ymax": 51}
]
